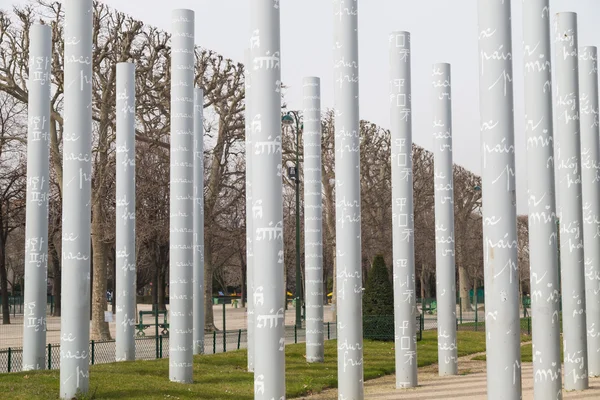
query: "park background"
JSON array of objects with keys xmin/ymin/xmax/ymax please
[{"xmin": 0, "ymin": 0, "xmax": 585, "ymax": 378}]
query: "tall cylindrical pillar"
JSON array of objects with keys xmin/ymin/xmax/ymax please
[
  {"xmin": 522, "ymin": 1, "xmax": 562, "ymax": 397},
  {"xmin": 303, "ymin": 77, "xmax": 324, "ymax": 363},
  {"xmin": 580, "ymin": 45, "xmax": 600, "ymax": 378},
  {"xmin": 333, "ymin": 1, "xmax": 364, "ymax": 398},
  {"xmin": 60, "ymin": 0, "xmax": 93, "ymax": 397},
  {"xmin": 476, "ymin": 1, "xmax": 522, "ymax": 398},
  {"xmin": 244, "ymin": 48, "xmax": 255, "ymax": 372},
  {"xmin": 115, "ymin": 62, "xmax": 136, "ymax": 362},
  {"xmin": 432, "ymin": 63, "xmax": 458, "ymax": 376},
  {"xmin": 193, "ymin": 88, "xmax": 205, "ymax": 356},
  {"xmin": 390, "ymin": 31, "xmax": 418, "ymax": 389},
  {"xmin": 249, "ymin": 1, "xmax": 285, "ymax": 398},
  {"xmin": 22, "ymin": 23, "xmax": 51, "ymax": 372},
  {"xmin": 554, "ymin": 12, "xmax": 589, "ymax": 390},
  {"xmin": 169, "ymin": 9, "xmax": 195, "ymax": 383}
]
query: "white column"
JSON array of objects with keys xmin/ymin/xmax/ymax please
[
  {"xmin": 249, "ymin": 1, "xmax": 286, "ymax": 398},
  {"xmin": 303, "ymin": 77, "xmax": 324, "ymax": 363},
  {"xmin": 554, "ymin": 12, "xmax": 589, "ymax": 390},
  {"xmin": 169, "ymin": 9, "xmax": 195, "ymax": 383},
  {"xmin": 115, "ymin": 62, "xmax": 136, "ymax": 362},
  {"xmin": 579, "ymin": 45, "xmax": 600, "ymax": 378},
  {"xmin": 333, "ymin": 0, "xmax": 364, "ymax": 397},
  {"xmin": 59, "ymin": 0, "xmax": 93, "ymax": 397},
  {"xmin": 244, "ymin": 48, "xmax": 255, "ymax": 372},
  {"xmin": 522, "ymin": 1, "xmax": 562, "ymax": 397},
  {"xmin": 193, "ymin": 88, "xmax": 205, "ymax": 355},
  {"xmin": 22, "ymin": 23, "xmax": 51, "ymax": 371},
  {"xmin": 432, "ymin": 62, "xmax": 458, "ymax": 376},
  {"xmin": 476, "ymin": 1, "xmax": 522, "ymax": 398},
  {"xmin": 390, "ymin": 31, "xmax": 418, "ymax": 389}
]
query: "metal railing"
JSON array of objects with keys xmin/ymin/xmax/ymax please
[
  {"xmin": 0, "ymin": 322, "xmax": 339, "ymax": 374},
  {"xmin": 0, "ymin": 295, "xmax": 56, "ymax": 318},
  {"xmin": 0, "ymin": 311, "xmax": 534, "ymax": 374}
]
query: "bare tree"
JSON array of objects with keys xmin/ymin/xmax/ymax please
[
  {"xmin": 0, "ymin": 1, "xmax": 489, "ymax": 333},
  {"xmin": 517, "ymin": 215, "xmax": 530, "ymax": 308},
  {"xmin": 0, "ymin": 93, "xmax": 26, "ymax": 324},
  {"xmin": 0, "ymin": 1, "xmax": 251, "ymax": 335},
  {"xmin": 453, "ymin": 165, "xmax": 482, "ymax": 311}
]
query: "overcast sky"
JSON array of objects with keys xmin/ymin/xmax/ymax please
[{"xmin": 7, "ymin": 0, "xmax": 600, "ymax": 212}]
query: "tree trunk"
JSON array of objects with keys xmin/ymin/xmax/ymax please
[
  {"xmin": 458, "ymin": 264, "xmax": 470, "ymax": 312},
  {"xmin": 323, "ymin": 252, "xmax": 329, "ymax": 304},
  {"xmin": 0, "ymin": 238, "xmax": 10, "ymax": 325},
  {"xmin": 152, "ymin": 247, "xmax": 158, "ymax": 312},
  {"xmin": 473, "ymin": 278, "xmax": 478, "ymax": 311},
  {"xmin": 456, "ymin": 222, "xmax": 471, "ymax": 312},
  {"xmin": 204, "ymin": 244, "xmax": 216, "ymax": 332},
  {"xmin": 91, "ymin": 208, "xmax": 111, "ymax": 340},
  {"xmin": 322, "ymin": 173, "xmax": 336, "ymax": 307},
  {"xmin": 283, "ymin": 257, "xmax": 288, "ymax": 310},
  {"xmin": 89, "ymin": 62, "xmax": 115, "ymax": 341},
  {"xmin": 51, "ymin": 244, "xmax": 61, "ymax": 317},
  {"xmin": 111, "ymin": 247, "xmax": 116, "ymax": 315},
  {"xmin": 362, "ymin": 257, "xmax": 369, "ymax": 288},
  {"xmin": 90, "ymin": 238, "xmax": 93, "ymax": 320},
  {"xmin": 204, "ymin": 242, "xmax": 215, "ymax": 331},
  {"xmin": 420, "ymin": 267, "xmax": 425, "ymax": 300},
  {"xmin": 241, "ymin": 257, "xmax": 246, "ymax": 308},
  {"xmin": 158, "ymin": 265, "xmax": 167, "ymax": 311},
  {"xmin": 423, "ymin": 263, "xmax": 432, "ymax": 298},
  {"xmin": 331, "ymin": 249, "xmax": 336, "ymax": 307},
  {"xmin": 519, "ymin": 278, "xmax": 523, "ymax": 317},
  {"xmin": 49, "ymin": 118, "xmax": 64, "ymax": 194}
]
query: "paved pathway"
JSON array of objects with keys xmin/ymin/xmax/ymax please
[{"xmin": 301, "ymin": 353, "xmax": 600, "ymax": 399}]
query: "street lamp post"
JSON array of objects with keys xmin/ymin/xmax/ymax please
[{"xmin": 282, "ymin": 111, "xmax": 302, "ymax": 328}]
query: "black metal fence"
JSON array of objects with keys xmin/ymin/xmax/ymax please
[
  {"xmin": 0, "ymin": 322, "xmax": 339, "ymax": 374},
  {"xmin": 0, "ymin": 295, "xmax": 56, "ymax": 318},
  {"xmin": 0, "ymin": 313, "xmax": 533, "ymax": 374},
  {"xmin": 363, "ymin": 315, "xmax": 424, "ymax": 342}
]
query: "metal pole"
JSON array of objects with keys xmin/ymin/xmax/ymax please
[
  {"xmin": 169, "ymin": 9, "xmax": 194, "ymax": 384},
  {"xmin": 476, "ymin": 1, "xmax": 522, "ymax": 398},
  {"xmin": 115, "ymin": 62, "xmax": 136, "ymax": 362},
  {"xmin": 522, "ymin": 2, "xmax": 562, "ymax": 396},
  {"xmin": 223, "ymin": 301, "xmax": 226, "ymax": 353},
  {"xmin": 154, "ymin": 262, "xmax": 159, "ymax": 356},
  {"xmin": 390, "ymin": 31, "xmax": 417, "ymax": 389},
  {"xmin": 22, "ymin": 23, "xmax": 51, "ymax": 372},
  {"xmin": 193, "ymin": 88, "xmax": 205, "ymax": 355},
  {"xmin": 244, "ymin": 48, "xmax": 255, "ymax": 372},
  {"xmin": 334, "ymin": 1, "xmax": 364, "ymax": 398},
  {"xmin": 295, "ymin": 118, "xmax": 302, "ymax": 329},
  {"xmin": 303, "ymin": 77, "xmax": 324, "ymax": 363},
  {"xmin": 579, "ymin": 45, "xmax": 600, "ymax": 378},
  {"xmin": 60, "ymin": 0, "xmax": 93, "ymax": 397},
  {"xmin": 432, "ymin": 62, "xmax": 458, "ymax": 376},
  {"xmin": 475, "ymin": 289, "xmax": 478, "ymax": 330},
  {"xmin": 249, "ymin": 2, "xmax": 285, "ymax": 398},
  {"xmin": 554, "ymin": 12, "xmax": 589, "ymax": 390}
]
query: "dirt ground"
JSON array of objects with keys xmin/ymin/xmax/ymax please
[{"xmin": 299, "ymin": 353, "xmax": 600, "ymax": 400}]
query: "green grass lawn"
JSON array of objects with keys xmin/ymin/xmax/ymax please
[
  {"xmin": 0, "ymin": 331, "xmax": 518, "ymax": 400},
  {"xmin": 457, "ymin": 317, "xmax": 532, "ymax": 334}
]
